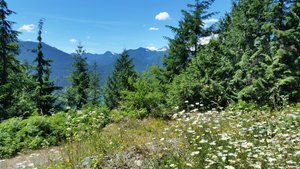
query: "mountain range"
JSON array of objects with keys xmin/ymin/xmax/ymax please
[{"xmin": 17, "ymin": 41, "xmax": 167, "ymax": 87}]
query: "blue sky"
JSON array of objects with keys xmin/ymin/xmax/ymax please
[{"xmin": 9, "ymin": 0, "xmax": 231, "ymax": 54}]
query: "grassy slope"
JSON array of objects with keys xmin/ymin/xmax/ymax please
[
  {"xmin": 49, "ymin": 105, "xmax": 299, "ymax": 169},
  {"xmin": 1, "ymin": 105, "xmax": 299, "ymax": 169}
]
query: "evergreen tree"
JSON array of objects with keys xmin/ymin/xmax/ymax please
[
  {"xmin": 88, "ymin": 61, "xmax": 101, "ymax": 106},
  {"xmin": 66, "ymin": 44, "xmax": 90, "ymax": 109},
  {"xmin": 167, "ymin": 39, "xmax": 231, "ymax": 109},
  {"xmin": 104, "ymin": 50, "xmax": 136, "ymax": 109},
  {"xmin": 163, "ymin": 0, "xmax": 216, "ymax": 82},
  {"xmin": 0, "ymin": 0, "xmax": 20, "ymax": 119},
  {"xmin": 32, "ymin": 19, "xmax": 59, "ymax": 115},
  {"xmin": 267, "ymin": 0, "xmax": 300, "ymax": 106},
  {"xmin": 229, "ymin": 0, "xmax": 273, "ymax": 105},
  {"xmin": 11, "ymin": 62, "xmax": 36, "ymax": 117},
  {"xmin": 213, "ymin": 0, "xmax": 300, "ymax": 107},
  {"xmin": 121, "ymin": 65, "xmax": 167, "ymax": 118},
  {"xmin": 103, "ymin": 76, "xmax": 118, "ymax": 109}
]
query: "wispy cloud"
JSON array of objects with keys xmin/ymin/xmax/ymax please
[
  {"xmin": 18, "ymin": 24, "xmax": 35, "ymax": 33},
  {"xmin": 204, "ymin": 18, "xmax": 219, "ymax": 24},
  {"xmin": 149, "ymin": 27, "xmax": 159, "ymax": 31},
  {"xmin": 155, "ymin": 12, "xmax": 170, "ymax": 21},
  {"xmin": 203, "ymin": 18, "xmax": 219, "ymax": 28},
  {"xmin": 69, "ymin": 38, "xmax": 77, "ymax": 43}
]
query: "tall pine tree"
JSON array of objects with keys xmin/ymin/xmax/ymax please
[
  {"xmin": 88, "ymin": 61, "xmax": 101, "ymax": 106},
  {"xmin": 229, "ymin": 0, "xmax": 273, "ymax": 105},
  {"xmin": 104, "ymin": 50, "xmax": 136, "ymax": 109},
  {"xmin": 66, "ymin": 44, "xmax": 90, "ymax": 109},
  {"xmin": 163, "ymin": 0, "xmax": 216, "ymax": 82},
  {"xmin": 33, "ymin": 19, "xmax": 59, "ymax": 115},
  {"xmin": 0, "ymin": 0, "xmax": 20, "ymax": 119},
  {"xmin": 267, "ymin": 0, "xmax": 300, "ymax": 106}
]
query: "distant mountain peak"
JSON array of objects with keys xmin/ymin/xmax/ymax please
[
  {"xmin": 103, "ymin": 51, "xmax": 115, "ymax": 55},
  {"xmin": 17, "ymin": 41, "xmax": 166, "ymax": 87}
]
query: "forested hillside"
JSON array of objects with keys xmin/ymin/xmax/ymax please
[{"xmin": 0, "ymin": 0, "xmax": 299, "ymax": 168}]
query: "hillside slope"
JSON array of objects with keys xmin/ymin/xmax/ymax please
[{"xmin": 1, "ymin": 105, "xmax": 299, "ymax": 168}]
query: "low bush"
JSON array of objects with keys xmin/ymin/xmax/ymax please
[
  {"xmin": 120, "ymin": 66, "xmax": 167, "ymax": 119},
  {"xmin": 0, "ymin": 118, "xmax": 22, "ymax": 158},
  {"xmin": 0, "ymin": 106, "xmax": 110, "ymax": 158}
]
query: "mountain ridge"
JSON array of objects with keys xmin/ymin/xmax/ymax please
[{"xmin": 18, "ymin": 41, "xmax": 167, "ymax": 87}]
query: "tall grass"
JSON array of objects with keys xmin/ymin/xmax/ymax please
[{"xmin": 48, "ymin": 104, "xmax": 300, "ymax": 168}]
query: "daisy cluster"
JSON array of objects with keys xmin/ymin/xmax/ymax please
[{"xmin": 168, "ymin": 104, "xmax": 300, "ymax": 168}]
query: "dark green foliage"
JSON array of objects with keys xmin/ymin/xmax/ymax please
[
  {"xmin": 165, "ymin": 0, "xmax": 299, "ymax": 110},
  {"xmin": 88, "ymin": 61, "xmax": 101, "ymax": 106},
  {"xmin": 18, "ymin": 116, "xmax": 64, "ymax": 149},
  {"xmin": 0, "ymin": 115, "xmax": 66, "ymax": 158},
  {"xmin": 66, "ymin": 45, "xmax": 90, "ymax": 109},
  {"xmin": 227, "ymin": 0, "xmax": 300, "ymax": 107},
  {"xmin": 266, "ymin": 0, "xmax": 300, "ymax": 105},
  {"xmin": 163, "ymin": 0, "xmax": 216, "ymax": 82},
  {"xmin": 0, "ymin": 0, "xmax": 19, "ymax": 85},
  {"xmin": 104, "ymin": 50, "xmax": 137, "ymax": 109},
  {"xmin": 0, "ymin": 105, "xmax": 110, "ymax": 158},
  {"xmin": 0, "ymin": 0, "xmax": 21, "ymax": 120},
  {"xmin": 121, "ymin": 65, "xmax": 167, "ymax": 118},
  {"xmin": 8, "ymin": 62, "xmax": 37, "ymax": 117},
  {"xmin": 167, "ymin": 39, "xmax": 232, "ymax": 109},
  {"xmin": 0, "ymin": 117, "xmax": 22, "ymax": 158},
  {"xmin": 32, "ymin": 19, "xmax": 60, "ymax": 115}
]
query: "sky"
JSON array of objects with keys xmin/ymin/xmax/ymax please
[{"xmin": 8, "ymin": 0, "xmax": 232, "ymax": 54}]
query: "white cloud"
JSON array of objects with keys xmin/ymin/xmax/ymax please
[
  {"xmin": 155, "ymin": 12, "xmax": 170, "ymax": 21},
  {"xmin": 45, "ymin": 31, "xmax": 48, "ymax": 34},
  {"xmin": 199, "ymin": 34, "xmax": 219, "ymax": 45},
  {"xmin": 18, "ymin": 24, "xmax": 35, "ymax": 33},
  {"xmin": 149, "ymin": 27, "xmax": 159, "ymax": 31},
  {"xmin": 146, "ymin": 46, "xmax": 158, "ymax": 51},
  {"xmin": 204, "ymin": 18, "xmax": 219, "ymax": 24},
  {"xmin": 203, "ymin": 19, "xmax": 219, "ymax": 28},
  {"xmin": 69, "ymin": 38, "xmax": 77, "ymax": 43}
]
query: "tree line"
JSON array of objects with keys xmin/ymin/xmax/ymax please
[{"xmin": 0, "ymin": 0, "xmax": 299, "ymax": 121}]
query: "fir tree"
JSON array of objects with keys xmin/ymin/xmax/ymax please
[
  {"xmin": 228, "ymin": 0, "xmax": 273, "ymax": 105},
  {"xmin": 11, "ymin": 62, "xmax": 36, "ymax": 117},
  {"xmin": 267, "ymin": 0, "xmax": 300, "ymax": 106},
  {"xmin": 0, "ymin": 0, "xmax": 20, "ymax": 119},
  {"xmin": 167, "ymin": 39, "xmax": 231, "ymax": 109},
  {"xmin": 163, "ymin": 0, "xmax": 216, "ymax": 82},
  {"xmin": 66, "ymin": 44, "xmax": 90, "ymax": 109},
  {"xmin": 104, "ymin": 50, "xmax": 136, "ymax": 109},
  {"xmin": 88, "ymin": 61, "xmax": 101, "ymax": 106},
  {"xmin": 32, "ymin": 19, "xmax": 59, "ymax": 115}
]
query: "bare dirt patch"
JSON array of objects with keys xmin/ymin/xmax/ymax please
[{"xmin": 0, "ymin": 147, "xmax": 61, "ymax": 169}]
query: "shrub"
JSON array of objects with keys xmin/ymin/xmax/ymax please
[
  {"xmin": 17, "ymin": 115, "xmax": 63, "ymax": 150},
  {"xmin": 0, "ymin": 118, "xmax": 22, "ymax": 158},
  {"xmin": 0, "ymin": 106, "xmax": 112, "ymax": 158},
  {"xmin": 121, "ymin": 66, "xmax": 167, "ymax": 118}
]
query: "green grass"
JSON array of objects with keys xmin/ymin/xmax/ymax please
[{"xmin": 46, "ymin": 104, "xmax": 300, "ymax": 169}]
